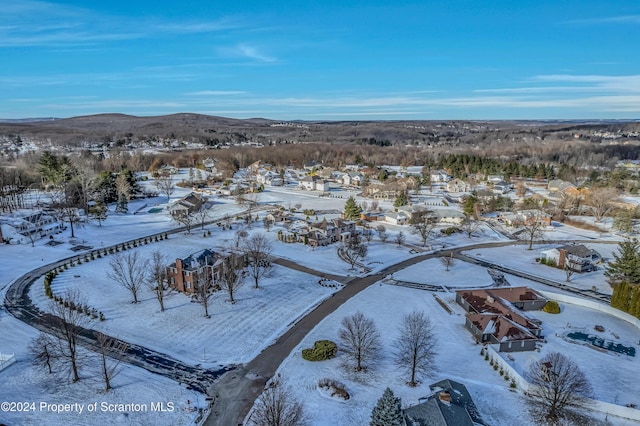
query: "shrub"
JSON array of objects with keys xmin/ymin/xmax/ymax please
[
  {"xmin": 99, "ymin": 312, "xmax": 105, "ymax": 321},
  {"xmin": 493, "ymin": 363, "xmax": 499, "ymax": 371},
  {"xmin": 302, "ymin": 340, "xmax": 337, "ymax": 361},
  {"xmin": 318, "ymin": 378, "xmax": 349, "ymax": 400},
  {"xmin": 64, "ymin": 263, "xmax": 69, "ymax": 270},
  {"xmin": 499, "ymin": 368, "xmax": 504, "ymax": 376},
  {"xmin": 543, "ymin": 300, "xmax": 561, "ymax": 314},
  {"xmin": 510, "ymin": 379, "xmax": 517, "ymax": 389},
  {"xmin": 489, "ymin": 358, "xmax": 494, "ymax": 366},
  {"xmin": 484, "ymin": 354, "xmax": 489, "ymax": 361}
]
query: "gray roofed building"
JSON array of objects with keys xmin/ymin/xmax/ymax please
[{"xmin": 403, "ymin": 379, "xmax": 486, "ymax": 426}]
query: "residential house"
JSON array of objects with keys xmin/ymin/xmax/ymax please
[
  {"xmin": 540, "ymin": 244, "xmax": 602, "ymax": 272},
  {"xmin": 384, "ymin": 211, "xmax": 410, "ymax": 225},
  {"xmin": 166, "ymin": 249, "xmax": 245, "ymax": 293},
  {"xmin": 499, "ymin": 210, "xmax": 551, "ymax": 227},
  {"xmin": 167, "ymin": 192, "xmax": 207, "ymax": 217},
  {"xmin": 492, "ymin": 181, "xmax": 513, "ymax": 194},
  {"xmin": 298, "ymin": 175, "xmax": 329, "ymax": 191},
  {"xmin": 15, "ymin": 211, "xmax": 64, "ymax": 239},
  {"xmin": 456, "ymin": 287, "xmax": 546, "ymax": 352},
  {"xmin": 446, "ymin": 178, "xmax": 471, "ymax": 193},
  {"xmin": 265, "ymin": 210, "xmax": 293, "ymax": 224},
  {"xmin": 341, "ymin": 172, "xmax": 364, "ymax": 187},
  {"xmin": 430, "ymin": 170, "xmax": 451, "ymax": 183},
  {"xmin": 547, "ymin": 179, "xmax": 579, "ymax": 197},
  {"xmin": 202, "ymin": 157, "xmax": 216, "ymax": 172},
  {"xmin": 297, "ymin": 218, "xmax": 355, "ymax": 246},
  {"xmin": 402, "ymin": 379, "xmax": 486, "ymax": 426},
  {"xmin": 256, "ymin": 170, "xmax": 283, "ymax": 186},
  {"xmin": 432, "ymin": 208, "xmax": 465, "ymax": 225},
  {"xmin": 397, "ymin": 176, "xmax": 420, "ymax": 191}
]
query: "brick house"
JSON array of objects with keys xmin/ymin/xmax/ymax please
[
  {"xmin": 456, "ymin": 287, "xmax": 546, "ymax": 352},
  {"xmin": 166, "ymin": 249, "xmax": 245, "ymax": 293}
]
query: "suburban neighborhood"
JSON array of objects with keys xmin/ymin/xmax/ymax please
[{"xmin": 1, "ymin": 125, "xmax": 640, "ymax": 426}]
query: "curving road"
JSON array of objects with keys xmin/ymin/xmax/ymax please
[
  {"xmin": 2, "ymin": 227, "xmax": 618, "ymax": 425},
  {"xmin": 205, "ymin": 238, "xmax": 619, "ymax": 425}
]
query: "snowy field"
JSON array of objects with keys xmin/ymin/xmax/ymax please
[
  {"xmin": 0, "ymin": 308, "xmax": 203, "ymax": 426},
  {"xmin": 33, "ymin": 251, "xmax": 339, "ymax": 366},
  {"xmin": 260, "ymin": 283, "xmax": 640, "ymax": 425},
  {"xmin": 392, "ymin": 258, "xmax": 496, "ymax": 289},
  {"xmin": 463, "ymin": 242, "xmax": 621, "ymax": 294}
]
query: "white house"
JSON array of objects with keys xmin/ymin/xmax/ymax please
[
  {"xmin": 430, "ymin": 170, "xmax": 451, "ymax": 183},
  {"xmin": 432, "ymin": 208, "xmax": 465, "ymax": 224},
  {"xmin": 446, "ymin": 178, "xmax": 471, "ymax": 193},
  {"xmin": 341, "ymin": 172, "xmax": 364, "ymax": 186},
  {"xmin": 298, "ymin": 175, "xmax": 329, "ymax": 191},
  {"xmin": 384, "ymin": 211, "xmax": 410, "ymax": 225},
  {"xmin": 540, "ymin": 244, "xmax": 602, "ymax": 272}
]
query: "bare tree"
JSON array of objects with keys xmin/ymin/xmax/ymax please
[
  {"xmin": 440, "ymin": 253, "xmax": 455, "ymax": 271},
  {"xmin": 339, "ymin": 232, "xmax": 368, "ymax": 270},
  {"xmin": 95, "ymin": 332, "xmax": 127, "ymax": 392},
  {"xmin": 338, "ymin": 311, "xmax": 381, "ymax": 372},
  {"xmin": 46, "ymin": 290, "xmax": 92, "ymax": 382},
  {"xmin": 243, "ymin": 232, "xmax": 273, "ymax": 289},
  {"xmin": 361, "ymin": 224, "xmax": 373, "ymax": 243},
  {"xmin": 263, "ymin": 216, "xmax": 274, "ymax": 232},
  {"xmin": 394, "ymin": 311, "xmax": 435, "ymax": 387},
  {"xmin": 519, "ymin": 210, "xmax": 547, "ymax": 250},
  {"xmin": 233, "ymin": 227, "xmax": 249, "ymax": 248},
  {"xmin": 28, "ymin": 332, "xmax": 57, "ymax": 374},
  {"xmin": 376, "ymin": 224, "xmax": 388, "ymax": 243},
  {"xmin": 527, "ymin": 352, "xmax": 593, "ymax": 423},
  {"xmin": 155, "ymin": 174, "xmax": 175, "ymax": 201},
  {"xmin": 395, "ymin": 230, "xmax": 405, "ymax": 246},
  {"xmin": 563, "ymin": 257, "xmax": 583, "ymax": 282},
  {"xmin": 147, "ymin": 250, "xmax": 170, "ymax": 312},
  {"xmin": 219, "ymin": 255, "xmax": 244, "ymax": 303},
  {"xmin": 409, "ymin": 209, "xmax": 436, "ymax": 247},
  {"xmin": 171, "ymin": 210, "xmax": 196, "ymax": 234},
  {"xmin": 194, "ymin": 262, "xmax": 215, "ymax": 318},
  {"xmin": 195, "ymin": 206, "xmax": 211, "ymax": 232},
  {"xmin": 107, "ymin": 252, "xmax": 148, "ymax": 304},
  {"xmin": 587, "ymin": 187, "xmax": 618, "ymax": 222},
  {"xmin": 460, "ymin": 215, "xmax": 481, "ymax": 238},
  {"xmin": 247, "ymin": 375, "xmax": 307, "ymax": 426}
]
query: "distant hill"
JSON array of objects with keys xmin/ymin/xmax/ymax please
[{"xmin": 0, "ymin": 113, "xmax": 638, "ymax": 147}]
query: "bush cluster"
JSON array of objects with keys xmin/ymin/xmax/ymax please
[
  {"xmin": 302, "ymin": 340, "xmax": 337, "ymax": 361},
  {"xmin": 543, "ymin": 300, "xmax": 561, "ymax": 314}
]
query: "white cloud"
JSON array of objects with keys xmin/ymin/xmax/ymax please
[
  {"xmin": 236, "ymin": 44, "xmax": 277, "ymax": 63},
  {"xmin": 187, "ymin": 90, "xmax": 247, "ymax": 96}
]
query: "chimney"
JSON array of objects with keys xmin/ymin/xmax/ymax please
[{"xmin": 438, "ymin": 391, "xmax": 451, "ymax": 404}]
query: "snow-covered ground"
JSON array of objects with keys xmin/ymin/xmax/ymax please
[
  {"xmin": 0, "ymin": 307, "xmax": 203, "ymax": 426},
  {"xmin": 2, "ymin": 174, "xmax": 638, "ymax": 426},
  {"xmin": 463, "ymin": 242, "xmax": 621, "ymax": 294},
  {"xmin": 260, "ymin": 277, "xmax": 640, "ymax": 425}
]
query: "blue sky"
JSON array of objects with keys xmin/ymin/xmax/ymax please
[{"xmin": 2, "ymin": 0, "xmax": 639, "ymax": 120}]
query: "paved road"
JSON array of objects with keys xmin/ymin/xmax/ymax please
[
  {"xmin": 205, "ymin": 238, "xmax": 620, "ymax": 425},
  {"xmin": 205, "ymin": 251, "xmax": 450, "ymax": 426}
]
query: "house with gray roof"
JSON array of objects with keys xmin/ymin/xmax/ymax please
[{"xmin": 403, "ymin": 379, "xmax": 486, "ymax": 426}]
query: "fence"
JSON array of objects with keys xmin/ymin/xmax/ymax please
[
  {"xmin": 0, "ymin": 352, "xmax": 16, "ymax": 372},
  {"xmin": 485, "ymin": 290, "xmax": 640, "ymax": 421}
]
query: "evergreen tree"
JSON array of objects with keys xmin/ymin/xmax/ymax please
[
  {"xmin": 115, "ymin": 192, "xmax": 129, "ymax": 214},
  {"xmin": 611, "ymin": 281, "xmax": 631, "ymax": 312},
  {"xmin": 463, "ymin": 193, "xmax": 478, "ymax": 217},
  {"xmin": 370, "ymin": 387, "xmax": 404, "ymax": 426},
  {"xmin": 629, "ymin": 285, "xmax": 640, "ymax": 318},
  {"xmin": 605, "ymin": 239, "xmax": 640, "ymax": 285},
  {"xmin": 344, "ymin": 196, "xmax": 362, "ymax": 220},
  {"xmin": 394, "ymin": 191, "xmax": 408, "ymax": 208}
]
